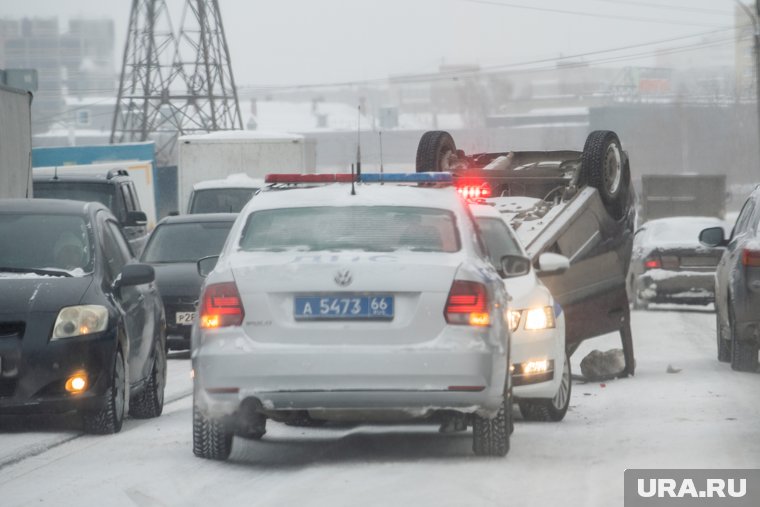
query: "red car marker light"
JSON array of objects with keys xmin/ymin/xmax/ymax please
[
  {"xmin": 265, "ymin": 174, "xmax": 356, "ymax": 184},
  {"xmin": 200, "ymin": 282, "xmax": 244, "ymax": 328},
  {"xmin": 644, "ymin": 257, "xmax": 661, "ymax": 270},
  {"xmin": 445, "ymin": 280, "xmax": 490, "ymax": 327},
  {"xmin": 742, "ymin": 248, "xmax": 760, "ymax": 267}
]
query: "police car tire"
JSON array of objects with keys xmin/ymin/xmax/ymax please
[
  {"xmin": 193, "ymin": 399, "xmax": 233, "ymax": 460},
  {"xmin": 582, "ymin": 130, "xmax": 629, "ymax": 219},
  {"xmin": 472, "ymin": 393, "xmax": 511, "ymax": 457},
  {"xmin": 416, "ymin": 131, "xmax": 457, "ymax": 173}
]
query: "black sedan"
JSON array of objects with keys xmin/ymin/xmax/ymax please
[
  {"xmin": 0, "ymin": 199, "xmax": 166, "ymax": 434},
  {"xmin": 140, "ymin": 213, "xmax": 236, "ymax": 350}
]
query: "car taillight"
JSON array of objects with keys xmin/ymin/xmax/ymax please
[
  {"xmin": 644, "ymin": 257, "xmax": 661, "ymax": 270},
  {"xmin": 742, "ymin": 248, "xmax": 760, "ymax": 267},
  {"xmin": 445, "ymin": 280, "xmax": 490, "ymax": 327},
  {"xmin": 200, "ymin": 282, "xmax": 244, "ymax": 329},
  {"xmin": 457, "ymin": 182, "xmax": 492, "ymax": 200}
]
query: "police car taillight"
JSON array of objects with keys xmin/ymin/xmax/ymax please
[
  {"xmin": 457, "ymin": 182, "xmax": 492, "ymax": 200},
  {"xmin": 444, "ymin": 280, "xmax": 490, "ymax": 327},
  {"xmin": 200, "ymin": 282, "xmax": 244, "ymax": 329}
]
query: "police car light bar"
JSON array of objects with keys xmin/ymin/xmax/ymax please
[{"xmin": 265, "ymin": 172, "xmax": 453, "ymax": 184}]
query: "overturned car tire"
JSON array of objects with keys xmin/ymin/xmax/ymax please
[
  {"xmin": 582, "ymin": 130, "xmax": 630, "ymax": 219},
  {"xmin": 416, "ymin": 131, "xmax": 457, "ymax": 173}
]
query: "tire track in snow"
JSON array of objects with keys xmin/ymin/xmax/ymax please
[{"xmin": 0, "ymin": 388, "xmax": 192, "ymax": 471}]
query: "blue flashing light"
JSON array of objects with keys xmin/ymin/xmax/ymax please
[{"xmin": 359, "ymin": 172, "xmax": 453, "ymax": 183}]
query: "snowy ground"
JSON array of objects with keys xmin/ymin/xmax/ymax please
[{"xmin": 1, "ymin": 308, "xmax": 758, "ymax": 506}]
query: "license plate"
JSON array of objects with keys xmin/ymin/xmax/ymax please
[
  {"xmin": 176, "ymin": 312, "xmax": 195, "ymax": 325},
  {"xmin": 294, "ymin": 295, "xmax": 394, "ymax": 320}
]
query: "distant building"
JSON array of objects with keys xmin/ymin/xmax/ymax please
[{"xmin": 0, "ymin": 16, "xmax": 115, "ymax": 133}]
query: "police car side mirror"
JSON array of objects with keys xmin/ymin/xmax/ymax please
[
  {"xmin": 537, "ymin": 253, "xmax": 570, "ymax": 276},
  {"xmin": 126, "ymin": 211, "xmax": 147, "ymax": 227},
  {"xmin": 500, "ymin": 254, "xmax": 531, "ymax": 278},
  {"xmin": 197, "ymin": 255, "xmax": 220, "ymax": 278}
]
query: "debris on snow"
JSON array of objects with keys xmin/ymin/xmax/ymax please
[
  {"xmin": 580, "ymin": 349, "xmax": 626, "ymax": 381},
  {"xmin": 666, "ymin": 364, "xmax": 682, "ymax": 374}
]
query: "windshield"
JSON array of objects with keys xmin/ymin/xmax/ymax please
[
  {"xmin": 476, "ymin": 216, "xmax": 524, "ymax": 268},
  {"xmin": 141, "ymin": 221, "xmax": 234, "ymax": 263},
  {"xmin": 34, "ymin": 182, "xmax": 116, "ymax": 212},
  {"xmin": 0, "ymin": 213, "xmax": 93, "ymax": 276},
  {"xmin": 239, "ymin": 206, "xmax": 460, "ymax": 252},
  {"xmin": 189, "ymin": 188, "xmax": 258, "ymax": 214}
]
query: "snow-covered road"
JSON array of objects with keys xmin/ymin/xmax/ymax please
[{"xmin": 1, "ymin": 308, "xmax": 758, "ymax": 506}]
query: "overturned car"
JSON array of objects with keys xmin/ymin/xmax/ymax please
[{"xmin": 415, "ymin": 130, "xmax": 637, "ymax": 376}]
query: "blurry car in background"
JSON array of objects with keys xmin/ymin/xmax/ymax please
[
  {"xmin": 141, "ymin": 213, "xmax": 236, "ymax": 350},
  {"xmin": 186, "ymin": 174, "xmax": 263, "ymax": 214},
  {"xmin": 0, "ymin": 199, "xmax": 165, "ymax": 433},
  {"xmin": 628, "ymin": 216, "xmax": 727, "ymax": 309},
  {"xmin": 472, "ymin": 203, "xmax": 571, "ymax": 422},
  {"xmin": 700, "ymin": 186, "xmax": 760, "ymax": 372}
]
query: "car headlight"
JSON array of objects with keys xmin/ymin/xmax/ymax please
[
  {"xmin": 523, "ymin": 306, "xmax": 556, "ymax": 330},
  {"xmin": 52, "ymin": 305, "xmax": 109, "ymax": 340},
  {"xmin": 507, "ymin": 310, "xmax": 522, "ymax": 332}
]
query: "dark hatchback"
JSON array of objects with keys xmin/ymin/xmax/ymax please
[
  {"xmin": 140, "ymin": 213, "xmax": 236, "ymax": 350},
  {"xmin": 0, "ymin": 199, "xmax": 166, "ymax": 434}
]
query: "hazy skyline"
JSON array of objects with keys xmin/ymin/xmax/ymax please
[{"xmin": 0, "ymin": 0, "xmax": 740, "ymax": 89}]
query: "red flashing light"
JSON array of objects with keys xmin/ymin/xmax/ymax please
[
  {"xmin": 644, "ymin": 258, "xmax": 661, "ymax": 270},
  {"xmin": 200, "ymin": 282, "xmax": 244, "ymax": 329},
  {"xmin": 742, "ymin": 248, "xmax": 760, "ymax": 267},
  {"xmin": 445, "ymin": 280, "xmax": 490, "ymax": 327},
  {"xmin": 457, "ymin": 182, "xmax": 492, "ymax": 200},
  {"xmin": 265, "ymin": 174, "xmax": 355, "ymax": 184}
]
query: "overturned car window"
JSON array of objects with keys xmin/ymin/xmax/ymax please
[
  {"xmin": 0, "ymin": 214, "xmax": 93, "ymax": 276},
  {"xmin": 239, "ymin": 206, "xmax": 460, "ymax": 253}
]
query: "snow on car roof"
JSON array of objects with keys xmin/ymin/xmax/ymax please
[
  {"xmin": 246, "ymin": 182, "xmax": 463, "ymax": 212},
  {"xmin": 193, "ymin": 173, "xmax": 266, "ymax": 190},
  {"xmin": 179, "ymin": 130, "xmax": 304, "ymax": 143}
]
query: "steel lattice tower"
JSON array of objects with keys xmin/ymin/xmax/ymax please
[{"xmin": 110, "ymin": 0, "xmax": 243, "ymax": 164}]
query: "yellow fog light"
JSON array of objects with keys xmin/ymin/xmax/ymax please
[
  {"xmin": 523, "ymin": 360, "xmax": 549, "ymax": 375},
  {"xmin": 65, "ymin": 371, "xmax": 88, "ymax": 394}
]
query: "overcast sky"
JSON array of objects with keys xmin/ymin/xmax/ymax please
[{"xmin": 0, "ymin": 0, "xmax": 741, "ymax": 88}]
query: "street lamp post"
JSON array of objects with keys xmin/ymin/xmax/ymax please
[{"xmin": 735, "ymin": 0, "xmax": 760, "ymax": 169}]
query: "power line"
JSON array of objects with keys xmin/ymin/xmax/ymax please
[
  {"xmin": 455, "ymin": 0, "xmax": 727, "ymax": 27},
  {"xmin": 587, "ymin": 0, "xmax": 732, "ymax": 16},
  {"xmin": 237, "ymin": 25, "xmax": 743, "ymax": 92}
]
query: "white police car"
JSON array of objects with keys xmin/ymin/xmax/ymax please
[
  {"xmin": 471, "ymin": 203, "xmax": 571, "ymax": 422},
  {"xmin": 191, "ymin": 173, "xmax": 514, "ymax": 460}
]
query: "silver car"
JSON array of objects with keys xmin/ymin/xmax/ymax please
[
  {"xmin": 700, "ymin": 185, "xmax": 760, "ymax": 372},
  {"xmin": 191, "ymin": 176, "xmax": 512, "ymax": 459}
]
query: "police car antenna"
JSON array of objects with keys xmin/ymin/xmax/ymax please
[
  {"xmin": 350, "ymin": 163, "xmax": 356, "ymax": 196},
  {"xmin": 53, "ymin": 166, "xmax": 59, "ymax": 180},
  {"xmin": 379, "ymin": 131, "xmax": 384, "ymax": 185},
  {"xmin": 355, "ymin": 104, "xmax": 362, "ymax": 178}
]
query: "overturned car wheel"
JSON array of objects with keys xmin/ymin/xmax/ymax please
[
  {"xmin": 416, "ymin": 131, "xmax": 458, "ymax": 173},
  {"xmin": 582, "ymin": 130, "xmax": 630, "ymax": 219}
]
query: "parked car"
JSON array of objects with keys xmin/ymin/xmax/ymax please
[
  {"xmin": 700, "ymin": 186, "xmax": 760, "ymax": 372},
  {"xmin": 628, "ymin": 216, "xmax": 728, "ymax": 309},
  {"xmin": 186, "ymin": 174, "xmax": 263, "ymax": 214},
  {"xmin": 191, "ymin": 173, "xmax": 512, "ymax": 460},
  {"xmin": 33, "ymin": 168, "xmax": 149, "ymax": 254},
  {"xmin": 0, "ymin": 199, "xmax": 166, "ymax": 433},
  {"xmin": 141, "ymin": 213, "xmax": 237, "ymax": 350},
  {"xmin": 471, "ymin": 203, "xmax": 571, "ymax": 421}
]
